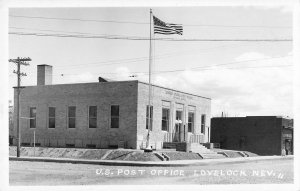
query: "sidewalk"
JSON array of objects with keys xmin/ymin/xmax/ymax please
[{"xmin": 9, "ymin": 155, "xmax": 293, "ymax": 167}]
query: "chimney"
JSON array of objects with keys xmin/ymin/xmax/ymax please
[{"xmin": 37, "ymin": 64, "xmax": 52, "ymax": 85}]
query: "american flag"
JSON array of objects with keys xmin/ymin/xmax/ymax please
[{"xmin": 153, "ymin": 16, "xmax": 183, "ymax": 35}]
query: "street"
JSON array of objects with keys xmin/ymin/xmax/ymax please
[{"xmin": 9, "ymin": 158, "xmax": 293, "ymax": 185}]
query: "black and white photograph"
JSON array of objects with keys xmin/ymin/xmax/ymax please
[{"xmin": 1, "ymin": 0, "xmax": 299, "ymax": 190}]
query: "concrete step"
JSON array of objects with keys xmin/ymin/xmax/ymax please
[
  {"xmin": 163, "ymin": 142, "xmax": 178, "ymax": 149},
  {"xmin": 190, "ymin": 147, "xmax": 210, "ymax": 151},
  {"xmin": 190, "ymin": 143, "xmax": 213, "ymax": 153},
  {"xmin": 190, "ymin": 143, "xmax": 208, "ymax": 148},
  {"xmin": 191, "ymin": 149, "xmax": 215, "ymax": 154},
  {"xmin": 199, "ymin": 153, "xmax": 226, "ymax": 159}
]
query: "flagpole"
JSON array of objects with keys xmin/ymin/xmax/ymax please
[{"xmin": 145, "ymin": 8, "xmax": 153, "ymax": 152}]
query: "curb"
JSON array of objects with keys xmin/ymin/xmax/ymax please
[{"xmin": 9, "ymin": 155, "xmax": 293, "ymax": 167}]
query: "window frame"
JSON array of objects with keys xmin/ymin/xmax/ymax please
[
  {"xmin": 188, "ymin": 112, "xmax": 195, "ymax": 133},
  {"xmin": 48, "ymin": 107, "xmax": 56, "ymax": 129},
  {"xmin": 201, "ymin": 114, "xmax": 206, "ymax": 134},
  {"xmin": 161, "ymin": 108, "xmax": 170, "ymax": 131},
  {"xmin": 175, "ymin": 110, "xmax": 183, "ymax": 133},
  {"xmin": 88, "ymin": 106, "xmax": 97, "ymax": 128},
  {"xmin": 29, "ymin": 107, "xmax": 36, "ymax": 129},
  {"xmin": 110, "ymin": 105, "xmax": 120, "ymax": 128},
  {"xmin": 68, "ymin": 106, "xmax": 76, "ymax": 129}
]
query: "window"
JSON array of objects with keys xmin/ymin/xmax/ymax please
[
  {"xmin": 89, "ymin": 106, "xmax": 97, "ymax": 128},
  {"xmin": 176, "ymin": 110, "xmax": 182, "ymax": 121},
  {"xmin": 111, "ymin": 105, "xmax": 119, "ymax": 128},
  {"xmin": 48, "ymin": 107, "xmax": 55, "ymax": 128},
  {"xmin": 68, "ymin": 106, "xmax": 76, "ymax": 128},
  {"xmin": 21, "ymin": 143, "xmax": 31, "ymax": 146},
  {"xmin": 30, "ymin": 107, "xmax": 36, "ymax": 128},
  {"xmin": 161, "ymin": 108, "xmax": 170, "ymax": 131},
  {"xmin": 188, "ymin": 112, "xmax": 194, "ymax": 133},
  {"xmin": 86, "ymin": 144, "xmax": 96, "ymax": 148},
  {"xmin": 175, "ymin": 110, "xmax": 182, "ymax": 132},
  {"xmin": 146, "ymin": 105, "xmax": 153, "ymax": 130},
  {"xmin": 201, "ymin": 114, "xmax": 206, "ymax": 134},
  {"xmin": 66, "ymin": 144, "xmax": 75, "ymax": 148},
  {"xmin": 176, "ymin": 110, "xmax": 182, "ymax": 120}
]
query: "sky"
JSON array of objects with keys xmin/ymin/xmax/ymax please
[{"xmin": 8, "ymin": 6, "xmax": 293, "ymax": 117}]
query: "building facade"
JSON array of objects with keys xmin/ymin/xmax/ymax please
[
  {"xmin": 12, "ymin": 65, "xmax": 211, "ymax": 149},
  {"xmin": 9, "ymin": 102, "xmax": 14, "ymax": 145},
  {"xmin": 210, "ymin": 116, "xmax": 293, "ymax": 156}
]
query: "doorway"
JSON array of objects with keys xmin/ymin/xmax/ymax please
[{"xmin": 175, "ymin": 110, "xmax": 182, "ymax": 133}]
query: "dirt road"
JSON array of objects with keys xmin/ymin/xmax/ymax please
[{"xmin": 9, "ymin": 158, "xmax": 293, "ymax": 185}]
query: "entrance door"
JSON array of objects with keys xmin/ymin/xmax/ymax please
[
  {"xmin": 175, "ymin": 110, "xmax": 182, "ymax": 133},
  {"xmin": 174, "ymin": 110, "xmax": 183, "ymax": 142},
  {"xmin": 285, "ymin": 139, "xmax": 292, "ymax": 155}
]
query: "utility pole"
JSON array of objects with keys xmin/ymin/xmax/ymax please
[{"xmin": 9, "ymin": 57, "xmax": 31, "ymax": 157}]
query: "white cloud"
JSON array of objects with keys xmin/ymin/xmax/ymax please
[
  {"xmin": 115, "ymin": 67, "xmax": 131, "ymax": 81},
  {"xmin": 151, "ymin": 52, "xmax": 293, "ymax": 117},
  {"xmin": 279, "ymin": 6, "xmax": 293, "ymax": 14},
  {"xmin": 242, "ymin": 5, "xmax": 293, "ymax": 14},
  {"xmin": 62, "ymin": 53, "xmax": 292, "ymax": 118},
  {"xmin": 153, "ymin": 75, "xmax": 173, "ymax": 87},
  {"xmin": 63, "ymin": 72, "xmax": 95, "ymax": 83}
]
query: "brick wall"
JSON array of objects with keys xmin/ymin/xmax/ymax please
[
  {"xmin": 136, "ymin": 82, "xmax": 211, "ymax": 149},
  {"xmin": 13, "ymin": 81, "xmax": 139, "ymax": 149},
  {"xmin": 13, "ymin": 80, "xmax": 212, "ymax": 150},
  {"xmin": 210, "ymin": 116, "xmax": 292, "ymax": 155}
]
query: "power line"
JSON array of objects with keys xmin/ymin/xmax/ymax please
[
  {"xmin": 37, "ymin": 56, "xmax": 292, "ymax": 77},
  {"xmin": 9, "ymin": 63, "xmax": 292, "ymax": 79},
  {"xmin": 9, "ymin": 26, "xmax": 143, "ymax": 38},
  {"xmin": 9, "ymin": 57, "xmax": 32, "ymax": 158},
  {"xmin": 141, "ymin": 56, "xmax": 292, "ymax": 75},
  {"xmin": 183, "ymin": 24, "xmax": 292, "ymax": 29},
  {"xmin": 60, "ymin": 47, "xmax": 289, "ymax": 70},
  {"xmin": 9, "ymin": 14, "xmax": 292, "ymax": 29},
  {"xmin": 9, "ymin": 58, "xmax": 291, "ymax": 78},
  {"xmin": 7, "ymin": 41, "xmax": 244, "ymax": 70},
  {"xmin": 194, "ymin": 55, "xmax": 292, "ymax": 69},
  {"xmin": 9, "ymin": 31, "xmax": 293, "ymax": 42},
  {"xmin": 56, "ymin": 44, "xmax": 235, "ymax": 68},
  {"xmin": 30, "ymin": 43, "xmax": 286, "ymax": 70},
  {"xmin": 8, "ymin": 31, "xmax": 147, "ymax": 40},
  {"xmin": 123, "ymin": 55, "xmax": 292, "ymax": 74},
  {"xmin": 48, "ymin": 64, "xmax": 292, "ymax": 78},
  {"xmin": 9, "ymin": 26, "xmax": 290, "ymax": 68},
  {"xmin": 151, "ymin": 64, "xmax": 292, "ymax": 75},
  {"xmin": 9, "ymin": 54, "xmax": 290, "ymax": 77},
  {"xmin": 9, "ymin": 15, "xmax": 148, "ymax": 25}
]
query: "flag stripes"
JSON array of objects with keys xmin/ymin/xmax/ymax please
[{"xmin": 153, "ymin": 16, "xmax": 183, "ymax": 35}]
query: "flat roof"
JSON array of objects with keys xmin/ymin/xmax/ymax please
[
  {"xmin": 21, "ymin": 79, "xmax": 211, "ymax": 100},
  {"xmin": 37, "ymin": 64, "xmax": 52, "ymax": 67},
  {"xmin": 138, "ymin": 81, "xmax": 211, "ymax": 100},
  {"xmin": 212, "ymin": 116, "xmax": 292, "ymax": 119}
]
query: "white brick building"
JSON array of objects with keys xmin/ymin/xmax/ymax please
[{"xmin": 13, "ymin": 65, "xmax": 211, "ymax": 149}]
